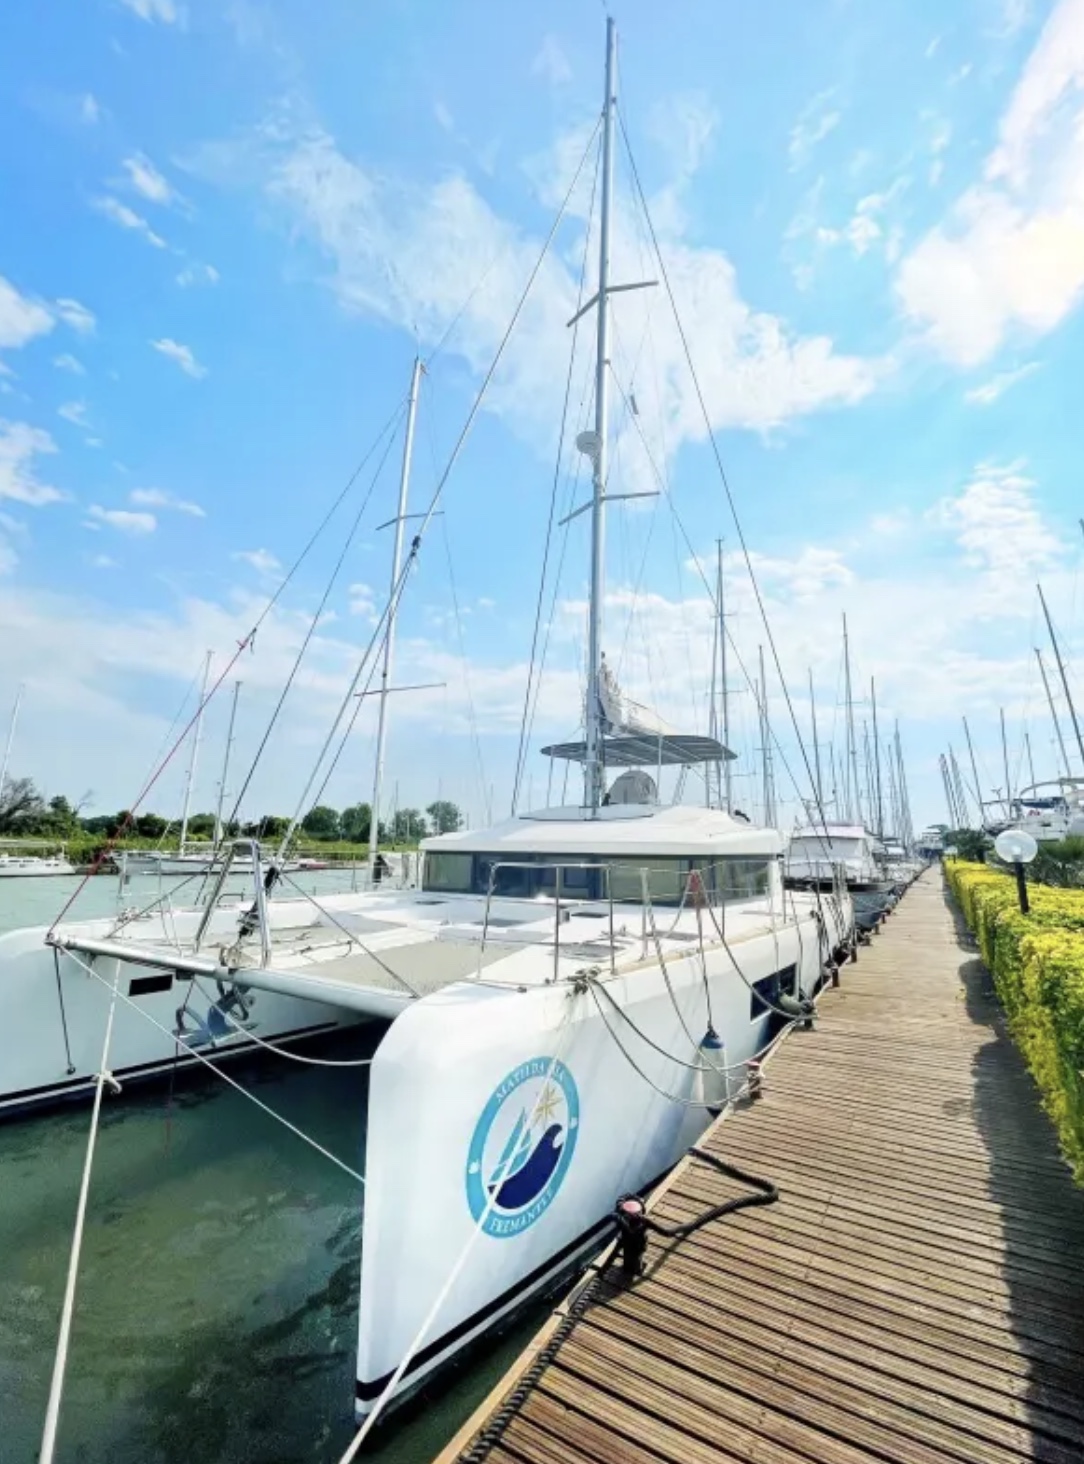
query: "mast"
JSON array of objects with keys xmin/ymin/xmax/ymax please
[
  {"xmin": 808, "ymin": 668, "xmax": 823, "ymax": 813},
  {"xmin": 369, "ymin": 355, "xmax": 423, "ymax": 877},
  {"xmin": 0, "ymin": 681, "xmax": 25, "ymax": 803},
  {"xmin": 894, "ymin": 724, "xmax": 913, "ymax": 847},
  {"xmin": 886, "ymin": 740, "xmax": 900, "ymax": 838},
  {"xmin": 870, "ymin": 678, "xmax": 883, "ymax": 837},
  {"xmin": 582, "ymin": 17, "xmax": 618, "ymax": 815},
  {"xmin": 1000, "ymin": 706, "xmax": 1012, "ymax": 820},
  {"xmin": 758, "ymin": 644, "xmax": 775, "ymax": 826},
  {"xmin": 213, "ymin": 680, "xmax": 242, "ymax": 852},
  {"xmin": 1025, "ymin": 730, "xmax": 1036, "ymax": 790},
  {"xmin": 843, "ymin": 613, "xmax": 859, "ymax": 825},
  {"xmin": 939, "ymin": 754, "xmax": 959, "ymax": 828},
  {"xmin": 179, "ymin": 651, "xmax": 212, "ymax": 855},
  {"xmin": 949, "ymin": 747, "xmax": 969, "ymax": 828},
  {"xmin": 1037, "ymin": 582, "xmax": 1084, "ymax": 773},
  {"xmin": 1036, "ymin": 647, "xmax": 1071, "ymax": 778},
  {"xmin": 962, "ymin": 716, "xmax": 984, "ymax": 826},
  {"xmin": 717, "ymin": 542, "xmax": 732, "ymax": 813}
]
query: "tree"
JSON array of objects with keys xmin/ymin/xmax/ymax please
[
  {"xmin": 301, "ymin": 805, "xmax": 341, "ymax": 840},
  {"xmin": 426, "ymin": 800, "xmax": 463, "ymax": 835},
  {"xmin": 389, "ymin": 808, "xmax": 427, "ymax": 844},
  {"xmin": 134, "ymin": 812, "xmax": 169, "ymax": 840},
  {"xmin": 0, "ymin": 777, "xmax": 46, "ymax": 834},
  {"xmin": 340, "ymin": 803, "xmax": 372, "ymax": 844},
  {"xmin": 185, "ymin": 812, "xmax": 216, "ymax": 839},
  {"xmin": 47, "ymin": 795, "xmax": 79, "ymax": 834},
  {"xmin": 242, "ymin": 815, "xmax": 290, "ymax": 840}
]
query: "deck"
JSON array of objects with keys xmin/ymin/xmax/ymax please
[{"xmin": 436, "ymin": 869, "xmax": 1084, "ymax": 1464}]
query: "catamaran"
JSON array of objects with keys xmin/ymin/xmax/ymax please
[{"xmin": 6, "ymin": 19, "xmax": 856, "ymax": 1431}]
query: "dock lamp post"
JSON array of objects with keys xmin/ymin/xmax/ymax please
[{"xmin": 993, "ymin": 828, "xmax": 1039, "ymax": 915}]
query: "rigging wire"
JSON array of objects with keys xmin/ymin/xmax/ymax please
[
  {"xmin": 616, "ymin": 109, "xmax": 835, "ymax": 851},
  {"xmin": 438, "ymin": 512, "xmax": 491, "ymax": 826},
  {"xmin": 511, "ymin": 136, "xmax": 602, "ymax": 814},
  {"xmin": 225, "ymin": 403, "xmax": 408, "ymax": 830}
]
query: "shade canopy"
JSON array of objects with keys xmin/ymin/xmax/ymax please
[{"xmin": 540, "ymin": 733, "xmax": 735, "ymax": 767}]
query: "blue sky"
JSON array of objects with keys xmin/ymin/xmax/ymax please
[{"xmin": 2, "ymin": 0, "xmax": 1084, "ymax": 833}]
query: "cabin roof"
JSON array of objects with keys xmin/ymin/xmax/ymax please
[{"xmin": 422, "ymin": 803, "xmax": 783, "ymax": 858}]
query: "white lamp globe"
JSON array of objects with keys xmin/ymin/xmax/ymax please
[{"xmin": 994, "ymin": 828, "xmax": 1039, "ymax": 865}]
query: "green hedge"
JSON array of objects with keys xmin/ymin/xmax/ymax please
[{"xmin": 946, "ymin": 861, "xmax": 1084, "ymax": 1181}]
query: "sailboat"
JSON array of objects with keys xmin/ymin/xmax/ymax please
[{"xmin": 5, "ymin": 21, "xmax": 853, "ymax": 1426}]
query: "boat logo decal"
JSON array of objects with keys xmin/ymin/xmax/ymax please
[{"xmin": 466, "ymin": 1057, "xmax": 579, "ymax": 1238}]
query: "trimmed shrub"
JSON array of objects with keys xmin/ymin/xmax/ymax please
[{"xmin": 946, "ymin": 861, "xmax": 1084, "ymax": 1181}]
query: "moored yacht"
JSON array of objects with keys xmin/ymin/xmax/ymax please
[{"xmin": 784, "ymin": 821, "xmax": 893, "ymax": 931}]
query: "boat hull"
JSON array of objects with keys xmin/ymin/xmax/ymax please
[{"xmin": 353, "ymin": 893, "xmax": 852, "ymax": 1417}]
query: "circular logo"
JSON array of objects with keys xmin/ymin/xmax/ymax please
[{"xmin": 466, "ymin": 1057, "xmax": 579, "ymax": 1239}]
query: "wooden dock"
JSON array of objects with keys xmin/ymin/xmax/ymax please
[{"xmin": 437, "ymin": 871, "xmax": 1084, "ymax": 1464}]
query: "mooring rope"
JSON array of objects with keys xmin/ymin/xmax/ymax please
[{"xmin": 39, "ymin": 963, "xmax": 121, "ymax": 1464}]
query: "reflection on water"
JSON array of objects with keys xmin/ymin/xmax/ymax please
[{"xmin": 0, "ymin": 878, "xmax": 546, "ymax": 1463}]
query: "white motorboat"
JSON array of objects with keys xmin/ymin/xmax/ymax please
[{"xmin": 0, "ymin": 851, "xmax": 76, "ymax": 878}]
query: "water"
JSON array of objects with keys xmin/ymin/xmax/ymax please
[{"xmin": 0, "ymin": 877, "xmax": 544, "ymax": 1463}]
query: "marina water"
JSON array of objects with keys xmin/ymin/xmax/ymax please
[{"xmin": 0, "ymin": 874, "xmax": 540, "ymax": 1463}]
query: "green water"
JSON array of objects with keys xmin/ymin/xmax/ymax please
[{"xmin": 0, "ymin": 878, "xmax": 543, "ymax": 1463}]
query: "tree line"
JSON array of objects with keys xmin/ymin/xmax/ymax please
[{"xmin": 0, "ymin": 777, "xmax": 464, "ymax": 846}]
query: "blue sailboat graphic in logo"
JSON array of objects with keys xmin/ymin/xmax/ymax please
[
  {"xmin": 466, "ymin": 1057, "xmax": 580, "ymax": 1237},
  {"xmin": 487, "ymin": 1109, "xmax": 565, "ymax": 1211}
]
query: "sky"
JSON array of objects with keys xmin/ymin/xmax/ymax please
[{"xmin": 2, "ymin": 0, "xmax": 1084, "ymax": 836}]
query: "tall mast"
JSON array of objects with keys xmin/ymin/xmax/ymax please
[
  {"xmin": 894, "ymin": 723, "xmax": 913, "ymax": 847},
  {"xmin": 582, "ymin": 17, "xmax": 618, "ymax": 815},
  {"xmin": 808, "ymin": 668, "xmax": 823, "ymax": 813},
  {"xmin": 870, "ymin": 677, "xmax": 883, "ymax": 838},
  {"xmin": 886, "ymin": 740, "xmax": 900, "ymax": 838},
  {"xmin": 949, "ymin": 747, "xmax": 969, "ymax": 828},
  {"xmin": 707, "ymin": 554, "xmax": 718, "ymax": 809},
  {"xmin": 213, "ymin": 680, "xmax": 242, "ymax": 852},
  {"xmin": 758, "ymin": 645, "xmax": 775, "ymax": 825},
  {"xmin": 1000, "ymin": 706, "xmax": 1012, "ymax": 819},
  {"xmin": 0, "ymin": 681, "xmax": 24, "ymax": 803},
  {"xmin": 1037, "ymin": 582, "xmax": 1084, "ymax": 773},
  {"xmin": 1036, "ymin": 647, "xmax": 1071, "ymax": 778},
  {"xmin": 369, "ymin": 355, "xmax": 423, "ymax": 877},
  {"xmin": 717, "ymin": 542, "xmax": 732, "ymax": 813},
  {"xmin": 179, "ymin": 651, "xmax": 212, "ymax": 854},
  {"xmin": 842, "ymin": 613, "xmax": 859, "ymax": 824},
  {"xmin": 962, "ymin": 716, "xmax": 984, "ymax": 826},
  {"xmin": 1025, "ymin": 730, "xmax": 1036, "ymax": 790}
]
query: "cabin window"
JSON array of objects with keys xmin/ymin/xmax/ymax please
[
  {"xmin": 422, "ymin": 851, "xmax": 770, "ymax": 906},
  {"xmin": 423, "ymin": 852, "xmax": 474, "ymax": 892}
]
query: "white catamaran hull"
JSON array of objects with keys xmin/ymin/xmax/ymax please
[
  {"xmin": 0, "ymin": 905, "xmax": 365, "ymax": 1114},
  {"xmin": 354, "ymin": 899, "xmax": 845, "ymax": 1416}
]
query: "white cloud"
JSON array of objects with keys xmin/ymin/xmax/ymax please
[
  {"xmin": 176, "ymin": 262, "xmax": 220, "ymax": 287},
  {"xmin": 348, "ymin": 581, "xmax": 377, "ymax": 618},
  {"xmin": 91, "ymin": 553, "xmax": 118, "ymax": 569},
  {"xmin": 151, "ymin": 337, "xmax": 207, "ymax": 378},
  {"xmin": 433, "ymin": 101, "xmax": 454, "ymax": 134},
  {"xmin": 58, "ymin": 401, "xmax": 91, "ymax": 428},
  {"xmin": 92, "ymin": 196, "xmax": 167, "ymax": 248},
  {"xmin": 86, "ymin": 505, "xmax": 157, "ymax": 535},
  {"xmin": 54, "ymin": 298, "xmax": 96, "ymax": 335},
  {"xmin": 130, "ymin": 486, "xmax": 205, "ymax": 517},
  {"xmin": 964, "ymin": 360, "xmax": 1040, "ymax": 402},
  {"xmin": 230, "ymin": 113, "xmax": 877, "ymax": 458},
  {"xmin": 118, "ymin": 0, "xmax": 184, "ymax": 23},
  {"xmin": 531, "ymin": 34, "xmax": 572, "ymax": 87},
  {"xmin": 53, "ymin": 353, "xmax": 86, "ymax": 375},
  {"xmin": 1000, "ymin": 0, "xmax": 1034, "ymax": 37},
  {"xmin": 789, "ymin": 89, "xmax": 841, "ymax": 170},
  {"xmin": 898, "ymin": 0, "xmax": 1084, "ymax": 365},
  {"xmin": 233, "ymin": 547, "xmax": 280, "ymax": 573},
  {"xmin": 931, "ymin": 460, "xmax": 1059, "ymax": 577},
  {"xmin": 0, "ymin": 276, "xmax": 54, "ymax": 351},
  {"xmin": 80, "ymin": 93, "xmax": 101, "ymax": 125},
  {"xmin": 0, "ymin": 420, "xmax": 66, "ymax": 506},
  {"xmin": 122, "ymin": 152, "xmax": 178, "ymax": 206}
]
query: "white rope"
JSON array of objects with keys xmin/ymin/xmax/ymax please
[
  {"xmin": 334, "ymin": 1005, "xmax": 579, "ymax": 1460},
  {"xmin": 39, "ymin": 963, "xmax": 121, "ymax": 1464},
  {"xmin": 189, "ymin": 975, "xmax": 375, "ymax": 1068},
  {"xmin": 66, "ymin": 950, "xmax": 365, "ymax": 1184}
]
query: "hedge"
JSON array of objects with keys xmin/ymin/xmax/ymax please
[{"xmin": 945, "ymin": 860, "xmax": 1084, "ymax": 1181}]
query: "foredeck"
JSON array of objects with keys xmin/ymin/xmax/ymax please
[{"xmin": 437, "ymin": 868, "xmax": 1084, "ymax": 1464}]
